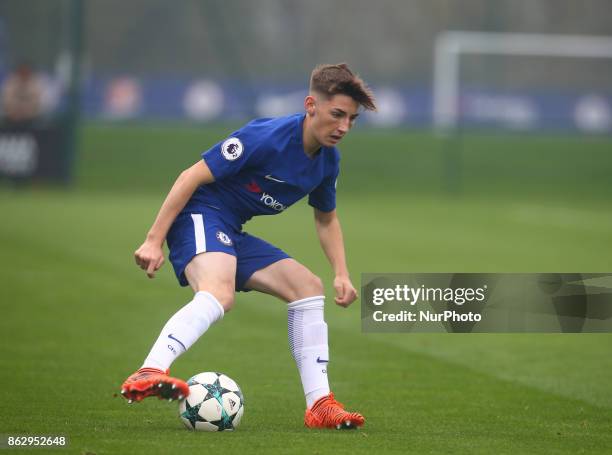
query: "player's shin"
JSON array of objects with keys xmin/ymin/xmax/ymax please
[
  {"xmin": 287, "ymin": 296, "xmax": 331, "ymax": 407},
  {"xmin": 142, "ymin": 291, "xmax": 224, "ymax": 371}
]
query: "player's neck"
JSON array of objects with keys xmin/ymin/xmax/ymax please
[{"xmin": 302, "ymin": 115, "xmax": 322, "ymax": 158}]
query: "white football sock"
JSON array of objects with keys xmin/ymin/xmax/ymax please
[
  {"xmin": 142, "ymin": 291, "xmax": 224, "ymax": 371},
  {"xmin": 287, "ymin": 295, "xmax": 331, "ymax": 407}
]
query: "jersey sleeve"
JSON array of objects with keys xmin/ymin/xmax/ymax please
[
  {"xmin": 308, "ymin": 166, "xmax": 339, "ymax": 212},
  {"xmin": 201, "ymin": 127, "xmax": 261, "ymax": 181}
]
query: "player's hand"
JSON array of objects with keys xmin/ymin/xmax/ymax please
[
  {"xmin": 333, "ymin": 275, "xmax": 358, "ymax": 307},
  {"xmin": 134, "ymin": 241, "xmax": 165, "ymax": 279}
]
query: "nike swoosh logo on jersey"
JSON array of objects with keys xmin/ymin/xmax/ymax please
[
  {"xmin": 264, "ymin": 174, "xmax": 286, "ymax": 183},
  {"xmin": 316, "ymin": 357, "xmax": 329, "ymax": 363}
]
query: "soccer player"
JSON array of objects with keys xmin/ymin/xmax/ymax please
[{"xmin": 120, "ymin": 63, "xmax": 376, "ymax": 429}]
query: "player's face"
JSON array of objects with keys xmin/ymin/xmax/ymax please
[{"xmin": 307, "ymin": 94, "xmax": 360, "ymax": 147}]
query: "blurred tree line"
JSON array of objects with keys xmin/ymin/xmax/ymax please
[{"xmin": 1, "ymin": 0, "xmax": 611, "ymax": 85}]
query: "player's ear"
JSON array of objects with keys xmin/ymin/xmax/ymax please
[{"xmin": 304, "ymin": 95, "xmax": 316, "ymax": 117}]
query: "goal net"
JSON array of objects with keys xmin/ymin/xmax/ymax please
[{"xmin": 433, "ymin": 31, "xmax": 612, "ymax": 134}]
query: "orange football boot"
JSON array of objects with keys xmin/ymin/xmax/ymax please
[
  {"xmin": 304, "ymin": 393, "xmax": 365, "ymax": 429},
  {"xmin": 120, "ymin": 367, "xmax": 189, "ymax": 403}
]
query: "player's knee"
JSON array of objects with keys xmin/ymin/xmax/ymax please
[
  {"xmin": 291, "ymin": 271, "xmax": 324, "ymax": 301},
  {"xmin": 213, "ymin": 288, "xmax": 235, "ymax": 312},
  {"xmin": 192, "ymin": 284, "xmax": 235, "ymax": 312},
  {"xmin": 309, "ymin": 273, "xmax": 324, "ymax": 295}
]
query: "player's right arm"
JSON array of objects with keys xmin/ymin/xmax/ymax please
[{"xmin": 134, "ymin": 160, "xmax": 214, "ymax": 278}]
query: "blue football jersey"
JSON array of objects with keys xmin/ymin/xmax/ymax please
[{"xmin": 184, "ymin": 113, "xmax": 340, "ymax": 230}]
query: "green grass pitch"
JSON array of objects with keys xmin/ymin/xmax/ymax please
[{"xmin": 1, "ymin": 124, "xmax": 611, "ymax": 454}]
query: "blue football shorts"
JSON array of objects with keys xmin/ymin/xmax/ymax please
[{"xmin": 166, "ymin": 208, "xmax": 291, "ymax": 291}]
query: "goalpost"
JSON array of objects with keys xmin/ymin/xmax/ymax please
[
  {"xmin": 432, "ymin": 31, "xmax": 612, "ymax": 192},
  {"xmin": 433, "ymin": 31, "xmax": 612, "ymax": 133}
]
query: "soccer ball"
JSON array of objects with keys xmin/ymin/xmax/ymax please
[{"xmin": 179, "ymin": 372, "xmax": 244, "ymax": 431}]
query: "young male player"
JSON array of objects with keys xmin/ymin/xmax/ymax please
[{"xmin": 120, "ymin": 63, "xmax": 376, "ymax": 429}]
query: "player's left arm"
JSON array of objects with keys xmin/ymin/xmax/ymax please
[{"xmin": 313, "ymin": 208, "xmax": 358, "ymax": 308}]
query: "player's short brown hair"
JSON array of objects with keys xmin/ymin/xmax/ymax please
[{"xmin": 310, "ymin": 63, "xmax": 377, "ymax": 111}]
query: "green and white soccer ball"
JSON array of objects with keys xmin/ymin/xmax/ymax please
[{"xmin": 179, "ymin": 372, "xmax": 244, "ymax": 431}]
